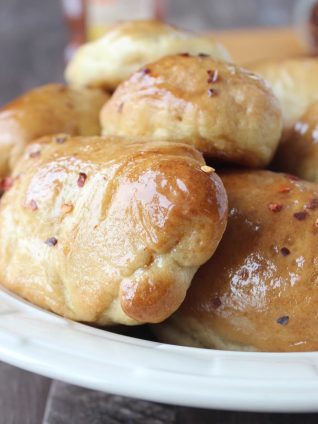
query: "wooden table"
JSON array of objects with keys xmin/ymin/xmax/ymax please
[
  {"xmin": 1, "ymin": 0, "xmax": 318, "ymax": 422},
  {"xmin": 3, "ymin": 361, "xmax": 318, "ymax": 424}
]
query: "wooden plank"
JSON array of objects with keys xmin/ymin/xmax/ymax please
[
  {"xmin": 176, "ymin": 408, "xmax": 318, "ymax": 423},
  {"xmin": 0, "ymin": 362, "xmax": 51, "ymax": 424},
  {"xmin": 43, "ymin": 381, "xmax": 176, "ymax": 424}
]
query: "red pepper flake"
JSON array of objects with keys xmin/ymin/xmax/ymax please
[
  {"xmin": 208, "ymin": 88, "xmax": 218, "ymax": 97},
  {"xmin": 286, "ymin": 174, "xmax": 299, "ymax": 181},
  {"xmin": 54, "ymin": 135, "xmax": 68, "ymax": 144},
  {"xmin": 211, "ymin": 297, "xmax": 222, "ymax": 309},
  {"xmin": 306, "ymin": 198, "xmax": 318, "ymax": 209},
  {"xmin": 44, "ymin": 237, "xmax": 58, "ymax": 247},
  {"xmin": 0, "ymin": 177, "xmax": 13, "ymax": 192},
  {"xmin": 293, "ymin": 211, "xmax": 308, "ymax": 221},
  {"xmin": 280, "ymin": 247, "xmax": 290, "ymax": 256},
  {"xmin": 268, "ymin": 202, "xmax": 283, "ymax": 212},
  {"xmin": 198, "ymin": 53, "xmax": 209, "ymax": 57},
  {"xmin": 61, "ymin": 203, "xmax": 73, "ymax": 214},
  {"xmin": 179, "ymin": 53, "xmax": 190, "ymax": 57},
  {"xmin": 277, "ymin": 315, "xmax": 289, "ymax": 326},
  {"xmin": 207, "ymin": 69, "xmax": 219, "ymax": 83},
  {"xmin": 278, "ymin": 186, "xmax": 291, "ymax": 194},
  {"xmin": 29, "ymin": 150, "xmax": 41, "ymax": 158},
  {"xmin": 77, "ymin": 172, "xmax": 87, "ymax": 188},
  {"xmin": 141, "ymin": 68, "xmax": 151, "ymax": 75},
  {"xmin": 28, "ymin": 199, "xmax": 38, "ymax": 211}
]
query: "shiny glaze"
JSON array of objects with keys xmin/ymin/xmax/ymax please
[
  {"xmin": 0, "ymin": 84, "xmax": 108, "ymax": 178},
  {"xmin": 161, "ymin": 170, "xmax": 318, "ymax": 352},
  {"xmin": 101, "ymin": 55, "xmax": 282, "ymax": 168},
  {"xmin": 274, "ymin": 101, "xmax": 318, "ymax": 182},
  {"xmin": 0, "ymin": 136, "xmax": 228, "ymax": 325}
]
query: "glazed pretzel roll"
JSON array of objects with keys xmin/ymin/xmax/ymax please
[
  {"xmin": 100, "ymin": 55, "xmax": 282, "ymax": 168},
  {"xmin": 154, "ymin": 170, "xmax": 318, "ymax": 352},
  {"xmin": 0, "ymin": 84, "xmax": 109, "ymax": 179},
  {"xmin": 0, "ymin": 136, "xmax": 228, "ymax": 325},
  {"xmin": 249, "ymin": 58, "xmax": 318, "ymax": 130},
  {"xmin": 65, "ymin": 19, "xmax": 231, "ymax": 91},
  {"xmin": 274, "ymin": 101, "xmax": 318, "ymax": 182}
]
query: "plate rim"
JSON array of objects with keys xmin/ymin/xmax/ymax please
[{"xmin": 1, "ymin": 287, "xmax": 318, "ymax": 412}]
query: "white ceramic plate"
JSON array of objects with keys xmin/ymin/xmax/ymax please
[{"xmin": 1, "ymin": 287, "xmax": 318, "ymax": 413}]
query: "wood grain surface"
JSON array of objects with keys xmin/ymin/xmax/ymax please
[
  {"xmin": 0, "ymin": 363, "xmax": 51, "ymax": 424},
  {"xmin": 43, "ymin": 382, "xmax": 176, "ymax": 424}
]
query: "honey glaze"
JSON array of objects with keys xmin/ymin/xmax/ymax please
[
  {"xmin": 177, "ymin": 170, "xmax": 318, "ymax": 351},
  {"xmin": 0, "ymin": 135, "xmax": 228, "ymax": 326}
]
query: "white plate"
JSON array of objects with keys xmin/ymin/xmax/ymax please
[{"xmin": 1, "ymin": 287, "xmax": 318, "ymax": 413}]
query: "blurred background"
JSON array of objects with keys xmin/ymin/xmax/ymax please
[{"xmin": 0, "ymin": 0, "xmax": 315, "ymax": 104}]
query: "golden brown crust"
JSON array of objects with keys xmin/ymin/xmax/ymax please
[
  {"xmin": 101, "ymin": 55, "xmax": 282, "ymax": 168},
  {"xmin": 249, "ymin": 58, "xmax": 318, "ymax": 130},
  {"xmin": 0, "ymin": 136, "xmax": 228, "ymax": 325},
  {"xmin": 154, "ymin": 170, "xmax": 318, "ymax": 352},
  {"xmin": 273, "ymin": 101, "xmax": 318, "ymax": 182},
  {"xmin": 0, "ymin": 84, "xmax": 109, "ymax": 179},
  {"xmin": 65, "ymin": 19, "xmax": 231, "ymax": 90}
]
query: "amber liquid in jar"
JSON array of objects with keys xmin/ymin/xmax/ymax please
[
  {"xmin": 61, "ymin": 0, "xmax": 166, "ymax": 60},
  {"xmin": 309, "ymin": 1, "xmax": 318, "ymax": 50},
  {"xmin": 295, "ymin": 0, "xmax": 318, "ymax": 54}
]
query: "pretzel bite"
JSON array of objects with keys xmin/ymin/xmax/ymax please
[
  {"xmin": 0, "ymin": 136, "xmax": 227, "ymax": 325},
  {"xmin": 249, "ymin": 58, "xmax": 318, "ymax": 130},
  {"xmin": 0, "ymin": 84, "xmax": 108, "ymax": 179},
  {"xmin": 274, "ymin": 101, "xmax": 318, "ymax": 182},
  {"xmin": 154, "ymin": 170, "xmax": 318, "ymax": 352},
  {"xmin": 101, "ymin": 55, "xmax": 282, "ymax": 168},
  {"xmin": 65, "ymin": 19, "xmax": 230, "ymax": 91}
]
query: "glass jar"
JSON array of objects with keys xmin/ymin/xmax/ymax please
[
  {"xmin": 294, "ymin": 0, "xmax": 318, "ymax": 53},
  {"xmin": 61, "ymin": 0, "xmax": 167, "ymax": 60}
]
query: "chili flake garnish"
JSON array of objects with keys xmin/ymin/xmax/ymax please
[
  {"xmin": 45, "ymin": 237, "xmax": 58, "ymax": 247},
  {"xmin": 179, "ymin": 53, "xmax": 190, "ymax": 57},
  {"xmin": 28, "ymin": 199, "xmax": 38, "ymax": 211},
  {"xmin": 0, "ymin": 177, "xmax": 13, "ymax": 192},
  {"xmin": 201, "ymin": 165, "xmax": 215, "ymax": 174},
  {"xmin": 29, "ymin": 150, "xmax": 41, "ymax": 158},
  {"xmin": 268, "ymin": 203, "xmax": 283, "ymax": 212},
  {"xmin": 306, "ymin": 198, "xmax": 318, "ymax": 209},
  {"xmin": 293, "ymin": 211, "xmax": 308, "ymax": 221},
  {"xmin": 286, "ymin": 174, "xmax": 299, "ymax": 181},
  {"xmin": 141, "ymin": 68, "xmax": 151, "ymax": 75},
  {"xmin": 211, "ymin": 297, "xmax": 222, "ymax": 309},
  {"xmin": 280, "ymin": 247, "xmax": 290, "ymax": 256},
  {"xmin": 77, "ymin": 172, "xmax": 87, "ymax": 188},
  {"xmin": 207, "ymin": 69, "xmax": 219, "ymax": 83},
  {"xmin": 54, "ymin": 135, "xmax": 68, "ymax": 144},
  {"xmin": 276, "ymin": 315, "xmax": 289, "ymax": 326},
  {"xmin": 278, "ymin": 186, "xmax": 291, "ymax": 194},
  {"xmin": 208, "ymin": 88, "xmax": 218, "ymax": 97}
]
